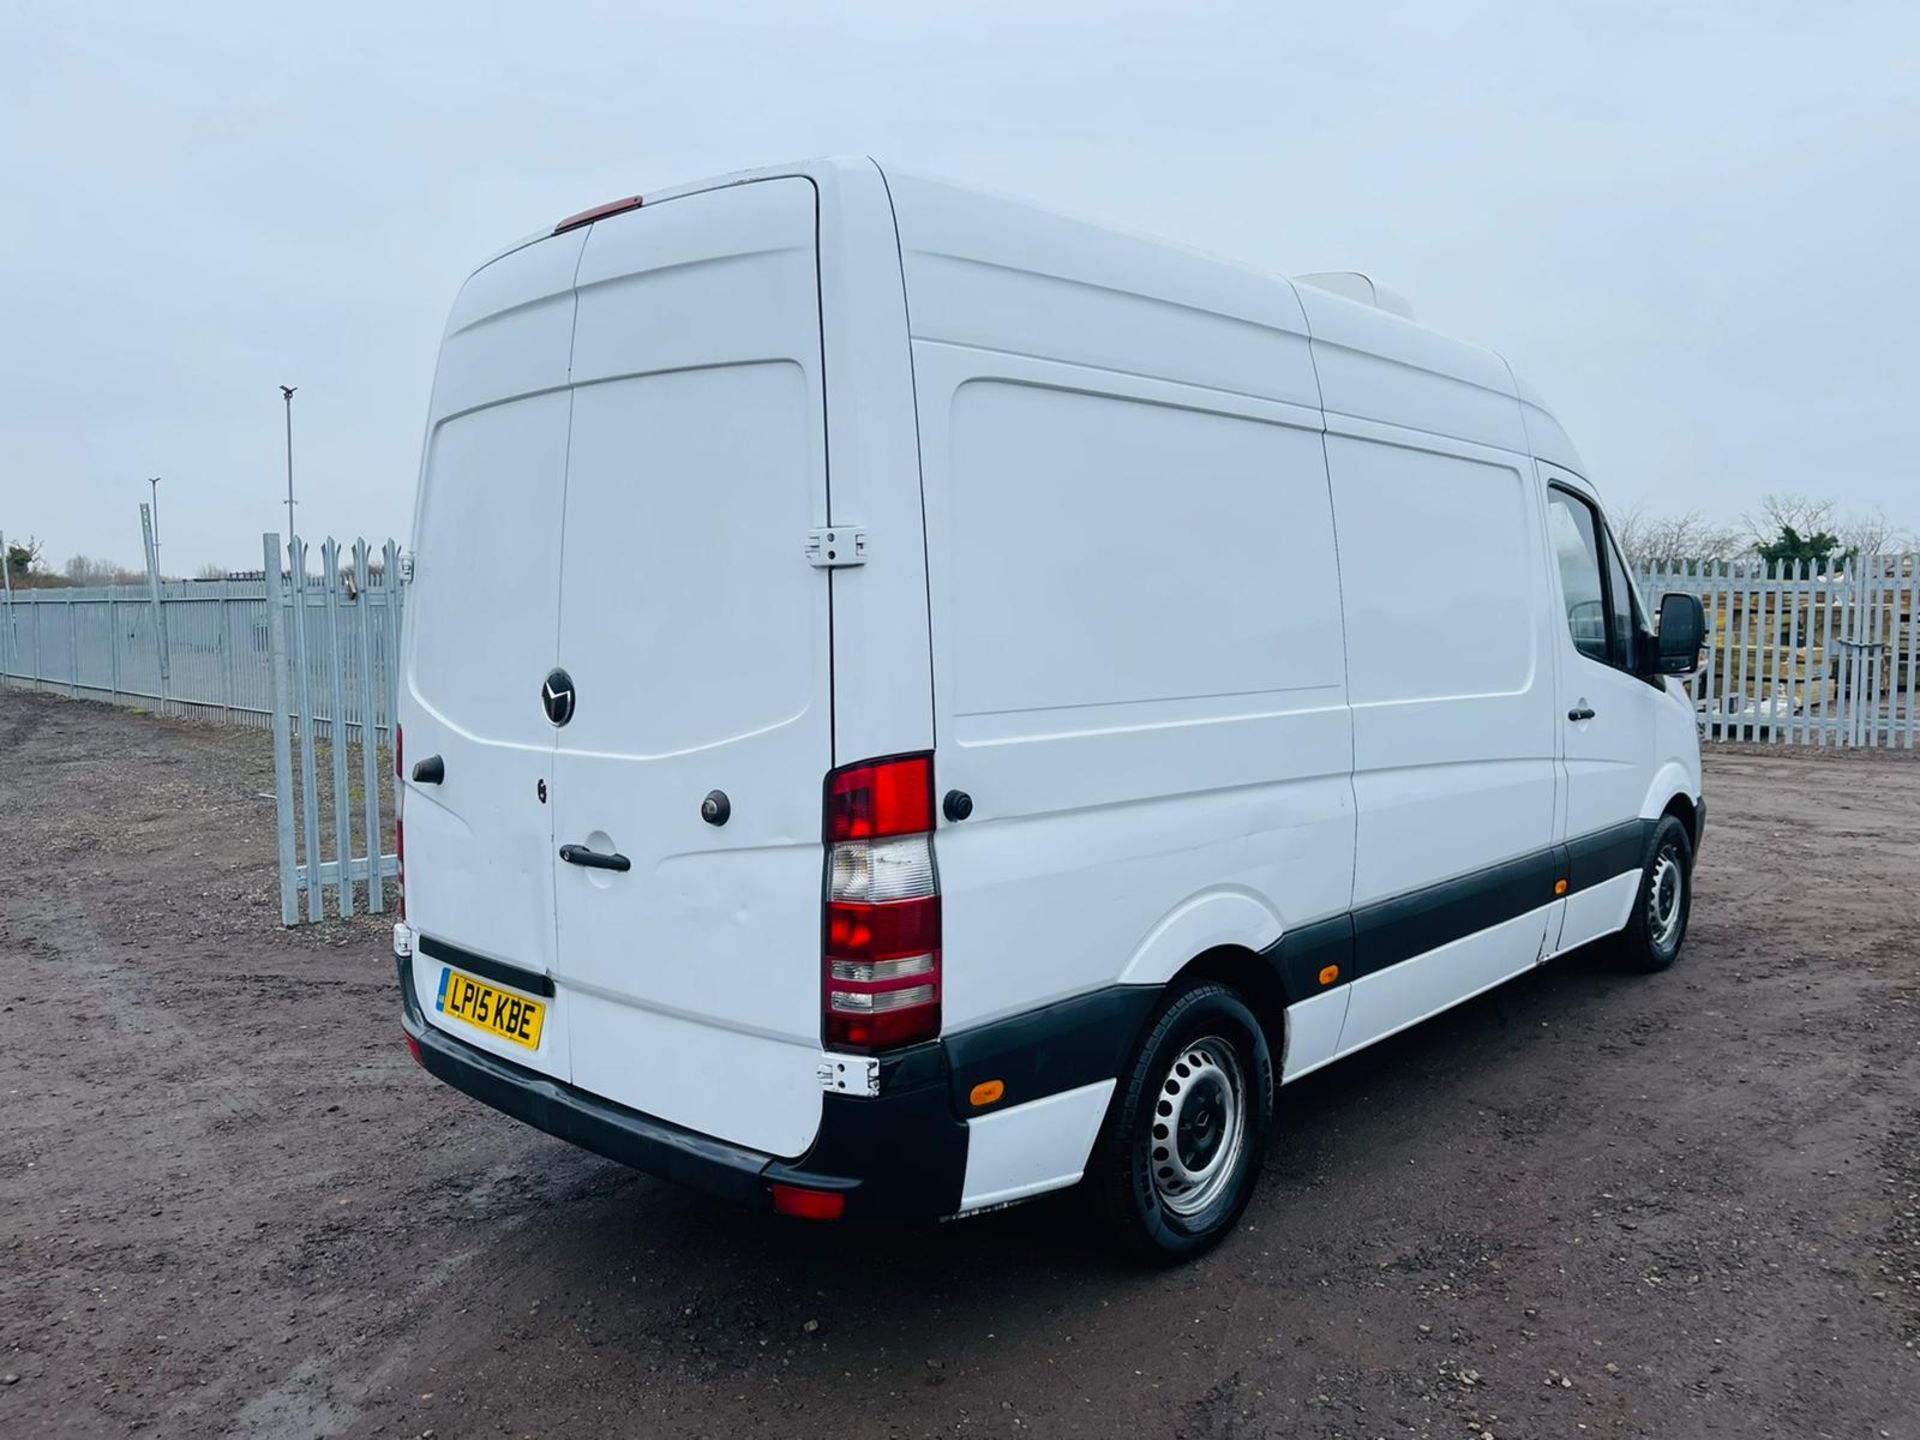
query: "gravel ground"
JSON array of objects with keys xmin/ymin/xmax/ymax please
[{"xmin": 2, "ymin": 688, "xmax": 1917, "ymax": 1439}]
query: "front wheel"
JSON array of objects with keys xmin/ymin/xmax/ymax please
[
  {"xmin": 1087, "ymin": 979, "xmax": 1273, "ymax": 1263},
  {"xmin": 1616, "ymin": 814, "xmax": 1694, "ymax": 973}
]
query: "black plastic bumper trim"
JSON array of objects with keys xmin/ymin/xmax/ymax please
[
  {"xmin": 416, "ymin": 934, "xmax": 556, "ymax": 998},
  {"xmin": 943, "ymin": 985, "xmax": 1160, "ymax": 1117},
  {"xmin": 399, "ymin": 958, "xmax": 967, "ymax": 1218},
  {"xmin": 1262, "ymin": 817, "xmax": 1658, "ymax": 997},
  {"xmin": 399, "ymin": 815, "xmax": 1671, "ymax": 1219},
  {"xmin": 1271, "ymin": 912, "xmax": 1358, "ymax": 1004},
  {"xmin": 1349, "ymin": 846, "xmax": 1558, "ymax": 984},
  {"xmin": 1566, "ymin": 819, "xmax": 1652, "ymax": 893}
]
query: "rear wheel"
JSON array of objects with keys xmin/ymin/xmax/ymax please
[
  {"xmin": 1088, "ymin": 979, "xmax": 1273, "ymax": 1263},
  {"xmin": 1616, "ymin": 814, "xmax": 1694, "ymax": 972}
]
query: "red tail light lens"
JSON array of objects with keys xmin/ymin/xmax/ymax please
[
  {"xmin": 823, "ymin": 754, "xmax": 939, "ymax": 1051},
  {"xmin": 826, "ymin": 754, "xmax": 933, "ymax": 842}
]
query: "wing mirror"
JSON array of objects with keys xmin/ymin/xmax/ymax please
[{"xmin": 1649, "ymin": 592, "xmax": 1706, "ymax": 676}]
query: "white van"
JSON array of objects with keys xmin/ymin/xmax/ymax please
[{"xmin": 393, "ymin": 157, "xmax": 1707, "ymax": 1259}]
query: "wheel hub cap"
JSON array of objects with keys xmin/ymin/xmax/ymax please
[
  {"xmin": 1649, "ymin": 845, "xmax": 1685, "ymax": 949},
  {"xmin": 1149, "ymin": 1038, "xmax": 1247, "ymax": 1218}
]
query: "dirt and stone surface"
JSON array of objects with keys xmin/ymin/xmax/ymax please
[{"xmin": 2, "ymin": 687, "xmax": 1917, "ymax": 1438}]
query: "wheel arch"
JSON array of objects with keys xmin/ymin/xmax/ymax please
[
  {"xmin": 1113, "ymin": 888, "xmax": 1289, "ymax": 1064},
  {"xmin": 1116, "ymin": 888, "xmax": 1284, "ymax": 989},
  {"xmin": 1658, "ymin": 794, "xmax": 1704, "ymax": 852},
  {"xmin": 1640, "ymin": 762, "xmax": 1702, "ymax": 845},
  {"xmin": 1166, "ymin": 945, "xmax": 1290, "ymax": 1066}
]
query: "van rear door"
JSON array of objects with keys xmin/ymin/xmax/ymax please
[
  {"xmin": 549, "ymin": 179, "xmax": 833, "ymax": 1159},
  {"xmin": 400, "ymin": 230, "xmax": 587, "ymax": 1084}
]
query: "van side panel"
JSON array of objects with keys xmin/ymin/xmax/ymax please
[
  {"xmin": 920, "ymin": 359, "xmax": 1352, "ymax": 1031},
  {"xmin": 1327, "ymin": 427, "xmax": 1559, "ymax": 903},
  {"xmin": 1322, "ymin": 424, "xmax": 1558, "ymax": 1053},
  {"xmin": 890, "ymin": 176, "xmax": 1353, "ymax": 1037}
]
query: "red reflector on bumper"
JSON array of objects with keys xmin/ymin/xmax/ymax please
[
  {"xmin": 404, "ymin": 1032, "xmax": 423, "ymax": 1066},
  {"xmin": 769, "ymin": 1183, "xmax": 846, "ymax": 1221}
]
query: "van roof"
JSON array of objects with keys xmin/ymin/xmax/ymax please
[{"xmin": 465, "ymin": 156, "xmax": 1586, "ymax": 477}]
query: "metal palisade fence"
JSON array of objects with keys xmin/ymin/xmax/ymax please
[
  {"xmin": 6, "ymin": 531, "xmax": 1919, "ymax": 924},
  {"xmin": 0, "ymin": 528, "xmax": 405, "ymax": 924},
  {"xmin": 1637, "ymin": 553, "xmax": 1920, "ymax": 746},
  {"xmin": 262, "ymin": 533, "xmax": 405, "ymax": 925}
]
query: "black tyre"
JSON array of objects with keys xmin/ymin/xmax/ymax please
[
  {"xmin": 1088, "ymin": 979, "xmax": 1273, "ymax": 1263},
  {"xmin": 1616, "ymin": 814, "xmax": 1694, "ymax": 973}
]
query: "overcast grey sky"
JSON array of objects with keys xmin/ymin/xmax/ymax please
[{"xmin": 3, "ymin": 1, "xmax": 1916, "ymax": 574}]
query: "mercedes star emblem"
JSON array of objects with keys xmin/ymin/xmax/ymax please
[{"xmin": 542, "ymin": 668, "xmax": 575, "ymax": 727}]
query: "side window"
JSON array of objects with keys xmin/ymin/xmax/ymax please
[
  {"xmin": 1546, "ymin": 488, "xmax": 1609, "ymax": 664},
  {"xmin": 1603, "ymin": 533, "xmax": 1639, "ymax": 671}
]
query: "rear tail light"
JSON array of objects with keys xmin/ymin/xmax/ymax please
[{"xmin": 823, "ymin": 754, "xmax": 939, "ymax": 1051}]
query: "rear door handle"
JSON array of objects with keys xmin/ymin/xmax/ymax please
[
  {"xmin": 559, "ymin": 843, "xmax": 631, "ymax": 873},
  {"xmin": 1567, "ymin": 706, "xmax": 1596, "ymax": 722}
]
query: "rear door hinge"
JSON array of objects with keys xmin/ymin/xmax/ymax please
[
  {"xmin": 805, "ymin": 526, "xmax": 868, "ymax": 568},
  {"xmin": 816, "ymin": 1053, "xmax": 880, "ymax": 1097}
]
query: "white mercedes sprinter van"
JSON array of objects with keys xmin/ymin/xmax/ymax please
[{"xmin": 394, "ymin": 157, "xmax": 1707, "ymax": 1259}]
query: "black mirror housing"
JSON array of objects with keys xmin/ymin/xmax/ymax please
[{"xmin": 1651, "ymin": 592, "xmax": 1706, "ymax": 676}]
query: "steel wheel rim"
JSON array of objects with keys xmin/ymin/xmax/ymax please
[
  {"xmin": 1149, "ymin": 1036, "xmax": 1246, "ymax": 1218},
  {"xmin": 1649, "ymin": 845, "xmax": 1684, "ymax": 950}
]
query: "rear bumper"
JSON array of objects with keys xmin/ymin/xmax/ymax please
[{"xmin": 398, "ymin": 957, "xmax": 970, "ymax": 1217}]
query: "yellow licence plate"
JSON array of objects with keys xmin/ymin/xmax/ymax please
[{"xmin": 435, "ymin": 966, "xmax": 545, "ymax": 1050}]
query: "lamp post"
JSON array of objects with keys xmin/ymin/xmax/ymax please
[
  {"xmin": 280, "ymin": 386, "xmax": 298, "ymax": 543},
  {"xmin": 148, "ymin": 476, "xmax": 161, "ymax": 575}
]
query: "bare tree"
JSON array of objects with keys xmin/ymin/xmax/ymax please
[
  {"xmin": 1614, "ymin": 504, "xmax": 1743, "ymax": 568},
  {"xmin": 1835, "ymin": 507, "xmax": 1915, "ymax": 559},
  {"xmin": 1742, "ymin": 492, "xmax": 1837, "ymax": 552},
  {"xmin": 62, "ymin": 554, "xmax": 146, "ymax": 586}
]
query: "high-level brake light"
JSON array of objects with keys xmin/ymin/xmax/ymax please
[
  {"xmin": 823, "ymin": 754, "xmax": 940, "ymax": 1051},
  {"xmin": 553, "ymin": 195, "xmax": 642, "ymax": 234}
]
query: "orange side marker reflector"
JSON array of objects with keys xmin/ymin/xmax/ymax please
[
  {"xmin": 969, "ymin": 1079, "xmax": 1005, "ymax": 1107},
  {"xmin": 1554, "ymin": 878, "xmax": 1569, "ymax": 896},
  {"xmin": 1318, "ymin": 965, "xmax": 1340, "ymax": 986}
]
